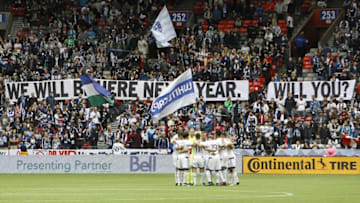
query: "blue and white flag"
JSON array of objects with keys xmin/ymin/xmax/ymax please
[
  {"xmin": 150, "ymin": 69, "xmax": 196, "ymax": 121},
  {"xmin": 79, "ymin": 74, "xmax": 114, "ymax": 107},
  {"xmin": 151, "ymin": 6, "xmax": 177, "ymax": 48}
]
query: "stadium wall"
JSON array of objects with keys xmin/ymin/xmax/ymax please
[
  {"xmin": 1, "ymin": 150, "xmax": 360, "ymax": 174},
  {"xmin": 0, "ymin": 155, "xmax": 243, "ymax": 174}
]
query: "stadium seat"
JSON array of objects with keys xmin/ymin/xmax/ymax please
[
  {"xmin": 225, "ymin": 24, "xmax": 234, "ymax": 29},
  {"xmin": 303, "ymin": 56, "xmax": 312, "ymax": 69},
  {"xmin": 252, "ymin": 20, "xmax": 259, "ymax": 26},
  {"xmin": 239, "ymin": 28, "xmax": 247, "ymax": 33},
  {"xmin": 227, "ymin": 20, "xmax": 235, "ymax": 25}
]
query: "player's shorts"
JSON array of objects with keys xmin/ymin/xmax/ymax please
[
  {"xmin": 227, "ymin": 155, "xmax": 236, "ymax": 169},
  {"xmin": 178, "ymin": 154, "xmax": 190, "ymax": 170},
  {"xmin": 220, "ymin": 156, "xmax": 228, "ymax": 169},
  {"xmin": 173, "ymin": 155, "xmax": 180, "ymax": 169},
  {"xmin": 192, "ymin": 156, "xmax": 205, "ymax": 169},
  {"xmin": 207, "ymin": 154, "xmax": 221, "ymax": 171}
]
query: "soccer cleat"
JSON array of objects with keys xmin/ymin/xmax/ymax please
[
  {"xmin": 236, "ymin": 182, "xmax": 240, "ymax": 185},
  {"xmin": 207, "ymin": 182, "xmax": 214, "ymax": 186},
  {"xmin": 176, "ymin": 183, "xmax": 178, "ymax": 186},
  {"xmin": 202, "ymin": 183, "xmax": 206, "ymax": 186}
]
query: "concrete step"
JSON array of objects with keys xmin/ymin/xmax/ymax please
[
  {"xmin": 309, "ymin": 48, "xmax": 318, "ymax": 54},
  {"xmin": 303, "ymin": 69, "xmax": 312, "ymax": 73},
  {"xmin": 304, "ymin": 72, "xmax": 316, "ymax": 77},
  {"xmin": 304, "ymin": 77, "xmax": 316, "ymax": 81}
]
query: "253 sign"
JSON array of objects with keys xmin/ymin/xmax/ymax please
[{"xmin": 320, "ymin": 10, "xmax": 338, "ymax": 20}]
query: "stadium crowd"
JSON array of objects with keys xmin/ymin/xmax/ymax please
[{"xmin": 0, "ymin": 0, "xmax": 359, "ymax": 154}]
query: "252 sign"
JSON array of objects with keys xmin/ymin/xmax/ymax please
[{"xmin": 170, "ymin": 12, "xmax": 189, "ymax": 23}]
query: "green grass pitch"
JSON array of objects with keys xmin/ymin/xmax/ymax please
[{"xmin": 0, "ymin": 174, "xmax": 359, "ymax": 202}]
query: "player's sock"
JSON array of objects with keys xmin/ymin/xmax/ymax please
[
  {"xmin": 215, "ymin": 171, "xmax": 220, "ymax": 184},
  {"xmin": 188, "ymin": 169, "xmax": 193, "ymax": 185},
  {"xmin": 220, "ymin": 170, "xmax": 226, "ymax": 183},
  {"xmin": 176, "ymin": 170, "xmax": 180, "ymax": 185},
  {"xmin": 223, "ymin": 170, "xmax": 228, "ymax": 183},
  {"xmin": 192, "ymin": 172, "xmax": 197, "ymax": 186},
  {"xmin": 233, "ymin": 171, "xmax": 239, "ymax": 184},
  {"xmin": 183, "ymin": 171, "xmax": 188, "ymax": 185},
  {"xmin": 228, "ymin": 170, "xmax": 233, "ymax": 184},
  {"xmin": 200, "ymin": 172, "xmax": 205, "ymax": 185},
  {"xmin": 179, "ymin": 171, "xmax": 183, "ymax": 185},
  {"xmin": 206, "ymin": 170, "xmax": 211, "ymax": 183}
]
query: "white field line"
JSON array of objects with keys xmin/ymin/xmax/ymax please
[{"xmin": 0, "ymin": 191, "xmax": 294, "ymax": 202}]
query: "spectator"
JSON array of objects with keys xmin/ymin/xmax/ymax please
[
  {"xmin": 325, "ymin": 144, "xmax": 336, "ymax": 157},
  {"xmin": 294, "ymin": 31, "xmax": 308, "ymax": 57}
]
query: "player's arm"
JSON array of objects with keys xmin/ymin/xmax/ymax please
[
  {"xmin": 179, "ymin": 146, "xmax": 190, "ymax": 153},
  {"xmin": 204, "ymin": 146, "xmax": 217, "ymax": 153},
  {"xmin": 228, "ymin": 142, "xmax": 235, "ymax": 150},
  {"xmin": 175, "ymin": 145, "xmax": 183, "ymax": 151}
]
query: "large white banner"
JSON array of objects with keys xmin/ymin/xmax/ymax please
[
  {"xmin": 5, "ymin": 79, "xmax": 249, "ymax": 102},
  {"xmin": 0, "ymin": 155, "xmax": 243, "ymax": 173},
  {"xmin": 266, "ymin": 80, "xmax": 356, "ymax": 101}
]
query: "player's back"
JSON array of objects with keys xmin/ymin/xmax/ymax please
[
  {"xmin": 179, "ymin": 140, "xmax": 192, "ymax": 154},
  {"xmin": 225, "ymin": 138, "xmax": 236, "ymax": 157},
  {"xmin": 207, "ymin": 139, "xmax": 220, "ymax": 156},
  {"xmin": 112, "ymin": 142, "xmax": 125, "ymax": 155},
  {"xmin": 193, "ymin": 140, "xmax": 203, "ymax": 157},
  {"xmin": 173, "ymin": 139, "xmax": 184, "ymax": 156},
  {"xmin": 217, "ymin": 138, "xmax": 227, "ymax": 158}
]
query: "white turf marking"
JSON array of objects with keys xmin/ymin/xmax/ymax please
[{"xmin": 0, "ymin": 190, "xmax": 294, "ymax": 202}]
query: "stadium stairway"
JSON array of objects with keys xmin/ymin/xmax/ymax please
[{"xmin": 9, "ymin": 16, "xmax": 23, "ymax": 36}]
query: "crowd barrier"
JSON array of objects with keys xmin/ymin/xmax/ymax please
[
  {"xmin": 0, "ymin": 149, "xmax": 359, "ymax": 174},
  {"xmin": 0, "ymin": 155, "xmax": 243, "ymax": 174},
  {"xmin": 243, "ymin": 156, "xmax": 360, "ymax": 174}
]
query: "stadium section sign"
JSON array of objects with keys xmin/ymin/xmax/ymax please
[
  {"xmin": 243, "ymin": 156, "xmax": 360, "ymax": 175},
  {"xmin": 5, "ymin": 80, "xmax": 249, "ymax": 102},
  {"xmin": 266, "ymin": 80, "xmax": 356, "ymax": 101}
]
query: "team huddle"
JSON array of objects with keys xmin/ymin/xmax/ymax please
[{"xmin": 172, "ymin": 128, "xmax": 239, "ymax": 186}]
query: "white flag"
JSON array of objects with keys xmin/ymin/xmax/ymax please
[
  {"xmin": 151, "ymin": 6, "xmax": 177, "ymax": 48},
  {"xmin": 150, "ymin": 69, "xmax": 197, "ymax": 121}
]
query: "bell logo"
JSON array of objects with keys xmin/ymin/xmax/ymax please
[{"xmin": 130, "ymin": 156, "xmax": 156, "ymax": 172}]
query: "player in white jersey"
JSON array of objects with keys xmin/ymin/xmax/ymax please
[
  {"xmin": 112, "ymin": 139, "xmax": 125, "ymax": 155},
  {"xmin": 171, "ymin": 133, "xmax": 182, "ymax": 186},
  {"xmin": 191, "ymin": 133, "xmax": 206, "ymax": 186},
  {"xmin": 177, "ymin": 133, "xmax": 192, "ymax": 186},
  {"xmin": 204, "ymin": 132, "xmax": 222, "ymax": 186},
  {"xmin": 218, "ymin": 133, "xmax": 228, "ymax": 185},
  {"xmin": 224, "ymin": 136, "xmax": 240, "ymax": 185}
]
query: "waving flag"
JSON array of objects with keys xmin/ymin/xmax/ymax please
[
  {"xmin": 151, "ymin": 6, "xmax": 177, "ymax": 48},
  {"xmin": 79, "ymin": 74, "xmax": 114, "ymax": 107},
  {"xmin": 150, "ymin": 69, "xmax": 196, "ymax": 121}
]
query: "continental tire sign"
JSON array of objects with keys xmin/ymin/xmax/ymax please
[{"xmin": 243, "ymin": 156, "xmax": 360, "ymax": 174}]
